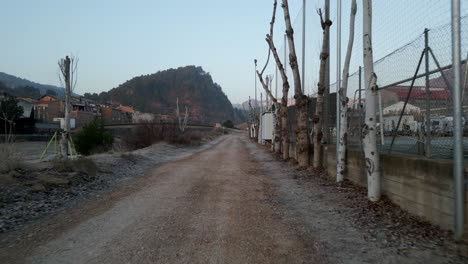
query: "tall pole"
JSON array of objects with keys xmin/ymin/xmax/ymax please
[
  {"xmin": 254, "ymin": 59, "xmax": 258, "ymax": 113},
  {"xmin": 261, "ymin": 92, "xmax": 264, "ymax": 113},
  {"xmin": 323, "ymin": 0, "xmax": 331, "ymax": 144},
  {"xmin": 424, "ymin": 29, "xmax": 432, "ymax": 157},
  {"xmin": 302, "ymin": 0, "xmax": 306, "ymax": 94},
  {"xmin": 336, "ymin": 0, "xmax": 342, "ymax": 148},
  {"xmin": 378, "ymin": 89, "xmax": 384, "ymax": 145},
  {"xmin": 284, "ymin": 34, "xmax": 287, "ymax": 76},
  {"xmin": 358, "ymin": 66, "xmax": 363, "ymax": 147},
  {"xmin": 451, "ymin": 0, "xmax": 464, "ymax": 241},
  {"xmin": 275, "ymin": 67, "xmax": 278, "ymax": 99}
]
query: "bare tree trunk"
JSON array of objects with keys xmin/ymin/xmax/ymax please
[
  {"xmin": 274, "ymin": 103, "xmax": 281, "ymax": 153},
  {"xmin": 282, "ymin": 0, "xmax": 308, "ymax": 167},
  {"xmin": 266, "ymin": 0, "xmax": 290, "ymax": 160},
  {"xmin": 337, "ymin": 0, "xmax": 357, "ymax": 183},
  {"xmin": 313, "ymin": 1, "xmax": 332, "ymax": 169},
  {"xmin": 61, "ymin": 56, "xmax": 71, "ymax": 160},
  {"xmin": 3, "ymin": 115, "xmax": 7, "ymax": 143},
  {"xmin": 322, "ymin": 0, "xmax": 331, "ymax": 145},
  {"xmin": 363, "ymin": 0, "xmax": 381, "ymax": 201}
]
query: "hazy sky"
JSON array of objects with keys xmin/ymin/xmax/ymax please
[{"xmin": 1, "ymin": 0, "xmax": 466, "ymax": 104}]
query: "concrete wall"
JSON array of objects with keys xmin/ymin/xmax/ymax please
[{"xmin": 324, "ymin": 145, "xmax": 468, "ymax": 237}]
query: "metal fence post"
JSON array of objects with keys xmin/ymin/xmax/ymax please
[
  {"xmin": 451, "ymin": 0, "xmax": 464, "ymax": 241},
  {"xmin": 336, "ymin": 0, "xmax": 342, "ymax": 149},
  {"xmin": 425, "ymin": 29, "xmax": 432, "ymax": 157},
  {"xmin": 359, "ymin": 66, "xmax": 363, "ymax": 147}
]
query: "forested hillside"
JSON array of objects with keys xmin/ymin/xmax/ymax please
[{"xmin": 85, "ymin": 66, "xmax": 246, "ymax": 124}]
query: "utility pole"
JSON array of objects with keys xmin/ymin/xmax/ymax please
[
  {"xmin": 254, "ymin": 59, "xmax": 258, "ymax": 113},
  {"xmin": 451, "ymin": 0, "xmax": 464, "ymax": 241},
  {"xmin": 302, "ymin": 0, "xmax": 306, "ymax": 94},
  {"xmin": 323, "ymin": 0, "xmax": 331, "ymax": 144},
  {"xmin": 336, "ymin": 0, "xmax": 342, "ymax": 149}
]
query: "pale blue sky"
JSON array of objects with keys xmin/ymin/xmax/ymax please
[
  {"xmin": 0, "ymin": 0, "xmax": 303, "ymax": 103},
  {"xmin": 0, "ymin": 0, "xmax": 466, "ymax": 104}
]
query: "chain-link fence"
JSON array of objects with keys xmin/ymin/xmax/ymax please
[
  {"xmin": 344, "ymin": 16, "xmax": 468, "ymax": 159},
  {"xmin": 262, "ymin": 0, "xmax": 468, "ymax": 159}
]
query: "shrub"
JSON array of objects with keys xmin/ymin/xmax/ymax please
[
  {"xmin": 122, "ymin": 122, "xmax": 177, "ymax": 150},
  {"xmin": 0, "ymin": 144, "xmax": 23, "ymax": 173},
  {"xmin": 52, "ymin": 158, "xmax": 98, "ymax": 176},
  {"xmin": 222, "ymin": 120, "xmax": 234, "ymax": 129},
  {"xmin": 168, "ymin": 130, "xmax": 204, "ymax": 145},
  {"xmin": 74, "ymin": 118, "xmax": 113, "ymax": 155}
]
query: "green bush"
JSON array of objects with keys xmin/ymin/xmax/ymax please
[
  {"xmin": 74, "ymin": 118, "xmax": 113, "ymax": 155},
  {"xmin": 222, "ymin": 120, "xmax": 234, "ymax": 129}
]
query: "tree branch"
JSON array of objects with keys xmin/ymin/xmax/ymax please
[{"xmin": 257, "ymin": 70, "xmax": 277, "ymax": 103}]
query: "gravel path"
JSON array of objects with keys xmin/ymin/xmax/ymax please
[{"xmin": 0, "ymin": 132, "xmax": 466, "ymax": 263}]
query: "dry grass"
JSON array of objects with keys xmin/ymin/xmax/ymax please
[
  {"xmin": 0, "ymin": 143, "xmax": 24, "ymax": 173},
  {"xmin": 52, "ymin": 158, "xmax": 98, "ymax": 176},
  {"xmin": 122, "ymin": 122, "xmax": 178, "ymax": 150}
]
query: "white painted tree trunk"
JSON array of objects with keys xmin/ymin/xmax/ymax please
[
  {"xmin": 337, "ymin": 0, "xmax": 357, "ymax": 183},
  {"xmin": 363, "ymin": 0, "xmax": 381, "ymax": 201},
  {"xmin": 176, "ymin": 98, "xmax": 189, "ymax": 133}
]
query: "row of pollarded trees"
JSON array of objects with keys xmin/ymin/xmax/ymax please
[{"xmin": 256, "ymin": 0, "xmax": 381, "ymax": 202}]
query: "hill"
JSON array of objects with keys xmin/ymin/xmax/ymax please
[
  {"xmin": 0, "ymin": 72, "xmax": 66, "ymax": 97},
  {"xmin": 85, "ymin": 66, "xmax": 246, "ymax": 124}
]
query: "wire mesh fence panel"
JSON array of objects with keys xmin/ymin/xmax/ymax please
[{"xmin": 262, "ymin": 0, "xmax": 468, "ymax": 159}]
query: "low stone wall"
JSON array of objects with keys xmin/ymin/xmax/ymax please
[{"xmin": 323, "ymin": 145, "xmax": 468, "ymax": 238}]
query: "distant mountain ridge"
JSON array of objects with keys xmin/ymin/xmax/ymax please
[{"xmin": 0, "ymin": 72, "xmax": 66, "ymax": 97}]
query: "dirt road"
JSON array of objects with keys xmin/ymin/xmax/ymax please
[
  {"xmin": 1, "ymin": 132, "xmax": 466, "ymax": 263},
  {"xmin": 1, "ymin": 133, "xmax": 318, "ymax": 264}
]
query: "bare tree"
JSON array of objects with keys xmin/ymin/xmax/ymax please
[
  {"xmin": 176, "ymin": 97, "xmax": 189, "ymax": 133},
  {"xmin": 363, "ymin": 0, "xmax": 381, "ymax": 201},
  {"xmin": 58, "ymin": 55, "xmax": 78, "ymax": 160},
  {"xmin": 0, "ymin": 95, "xmax": 23, "ymax": 143},
  {"xmin": 313, "ymin": 0, "xmax": 333, "ymax": 168},
  {"xmin": 265, "ymin": 0, "xmax": 290, "ymax": 160},
  {"xmin": 282, "ymin": 0, "xmax": 309, "ymax": 167},
  {"xmin": 248, "ymin": 96, "xmax": 258, "ymax": 138},
  {"xmin": 321, "ymin": 0, "xmax": 332, "ymax": 146},
  {"xmin": 337, "ymin": 0, "xmax": 357, "ymax": 183}
]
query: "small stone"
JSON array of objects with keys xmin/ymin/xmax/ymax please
[
  {"xmin": 0, "ymin": 174, "xmax": 16, "ymax": 184},
  {"xmin": 8, "ymin": 171, "xmax": 22, "ymax": 178},
  {"xmin": 38, "ymin": 175, "xmax": 70, "ymax": 187},
  {"xmin": 68, "ymin": 172, "xmax": 80, "ymax": 178},
  {"xmin": 30, "ymin": 183, "xmax": 46, "ymax": 192}
]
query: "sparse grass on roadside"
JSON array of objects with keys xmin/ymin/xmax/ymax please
[
  {"xmin": 52, "ymin": 158, "xmax": 98, "ymax": 176},
  {"xmin": 120, "ymin": 152, "xmax": 138, "ymax": 164},
  {"xmin": 122, "ymin": 122, "xmax": 178, "ymax": 150},
  {"xmin": 0, "ymin": 143, "xmax": 24, "ymax": 173}
]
